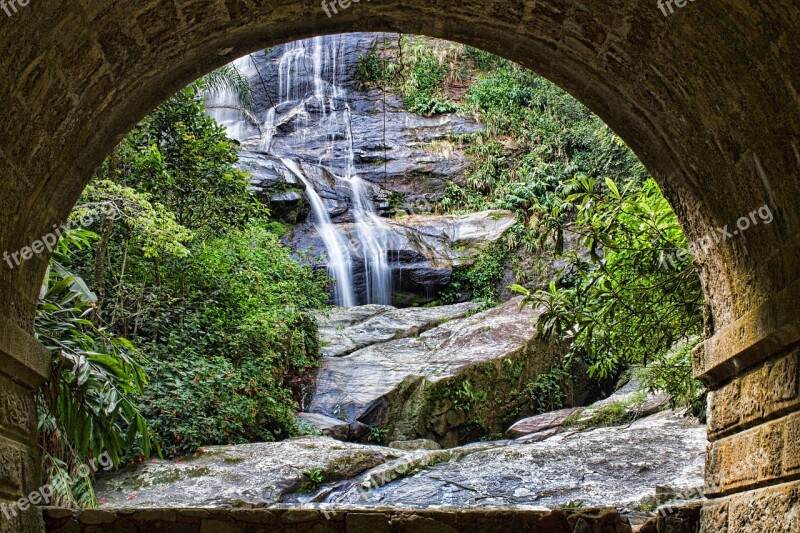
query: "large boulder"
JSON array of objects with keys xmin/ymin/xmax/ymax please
[
  {"xmin": 95, "ymin": 437, "xmax": 406, "ymax": 508},
  {"xmin": 505, "ymin": 408, "xmax": 580, "ymax": 439},
  {"xmin": 316, "ymin": 301, "xmax": 480, "ymax": 357},
  {"xmin": 95, "ymin": 410, "xmax": 705, "ymax": 515},
  {"xmin": 322, "ymin": 410, "xmax": 707, "ymax": 512},
  {"xmin": 306, "ymin": 298, "xmax": 578, "ymax": 447}
]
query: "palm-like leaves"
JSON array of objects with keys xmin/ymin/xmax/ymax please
[
  {"xmin": 36, "ymin": 229, "xmax": 159, "ymax": 508},
  {"xmin": 200, "ymin": 63, "xmax": 254, "ymax": 110}
]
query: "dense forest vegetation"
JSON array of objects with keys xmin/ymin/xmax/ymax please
[
  {"xmin": 34, "ymin": 36, "xmax": 704, "ymax": 507},
  {"xmin": 357, "ymin": 37, "xmax": 704, "ymax": 406}
]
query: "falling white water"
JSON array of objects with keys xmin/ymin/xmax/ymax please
[
  {"xmin": 208, "ymin": 36, "xmax": 395, "ymax": 306},
  {"xmin": 281, "ymin": 158, "xmax": 357, "ymax": 308},
  {"xmin": 349, "ymin": 176, "xmax": 393, "ymax": 305}
]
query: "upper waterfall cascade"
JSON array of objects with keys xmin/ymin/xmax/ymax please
[{"xmin": 207, "ymin": 36, "xmax": 394, "ymax": 306}]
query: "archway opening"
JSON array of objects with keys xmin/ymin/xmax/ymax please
[{"xmin": 32, "ymin": 33, "xmax": 709, "ymax": 531}]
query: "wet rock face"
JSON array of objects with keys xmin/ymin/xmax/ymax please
[
  {"xmin": 244, "ymin": 34, "xmax": 482, "ymax": 197},
  {"xmin": 305, "ymin": 298, "xmax": 581, "ymax": 446},
  {"xmin": 323, "ymin": 410, "xmax": 706, "ymax": 511},
  {"xmin": 315, "ymin": 301, "xmax": 480, "ymax": 358},
  {"xmin": 505, "ymin": 408, "xmax": 580, "ymax": 439},
  {"xmin": 273, "ymin": 168, "xmax": 517, "ymax": 304},
  {"xmin": 95, "ymin": 437, "xmax": 406, "ymax": 508},
  {"xmin": 224, "ymin": 34, "xmax": 494, "ymax": 306},
  {"xmin": 234, "ymin": 33, "xmax": 483, "ymax": 226},
  {"xmin": 94, "ymin": 410, "xmax": 704, "ymax": 518}
]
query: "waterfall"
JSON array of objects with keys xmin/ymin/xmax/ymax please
[
  {"xmin": 350, "ymin": 176, "xmax": 393, "ymax": 305},
  {"xmin": 281, "ymin": 158, "xmax": 356, "ymax": 308},
  {"xmin": 208, "ymin": 36, "xmax": 395, "ymax": 307}
]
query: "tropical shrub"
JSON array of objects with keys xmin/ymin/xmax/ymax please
[{"xmin": 36, "ymin": 229, "xmax": 158, "ymax": 507}]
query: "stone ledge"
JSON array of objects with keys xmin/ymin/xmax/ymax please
[
  {"xmin": 700, "ymin": 480, "xmax": 800, "ymax": 532},
  {"xmin": 0, "ymin": 311, "xmax": 49, "ymax": 390},
  {"xmin": 693, "ymin": 276, "xmax": 800, "ymax": 386},
  {"xmin": 40, "ymin": 506, "xmax": 633, "ymax": 532},
  {"xmin": 707, "ymin": 348, "xmax": 800, "ymax": 440},
  {"xmin": 705, "ymin": 410, "xmax": 800, "ymax": 497}
]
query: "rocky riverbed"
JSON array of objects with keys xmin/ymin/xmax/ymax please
[{"xmin": 97, "ymin": 402, "xmax": 706, "ymax": 523}]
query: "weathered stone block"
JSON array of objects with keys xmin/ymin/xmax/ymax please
[
  {"xmin": 200, "ymin": 520, "xmax": 241, "ymax": 533},
  {"xmin": 706, "ymin": 410, "xmax": 800, "ymax": 496},
  {"xmin": 708, "ymin": 349, "xmax": 800, "ymax": 440},
  {"xmin": 0, "ymin": 375, "xmax": 36, "ymax": 442},
  {"xmin": 78, "ymin": 510, "xmax": 116, "ymax": 525},
  {"xmin": 344, "ymin": 512, "xmax": 390, "ymax": 532},
  {"xmin": 0, "ymin": 503, "xmax": 43, "ymax": 533},
  {"xmin": 0, "ymin": 440, "xmax": 24, "ymax": 496},
  {"xmin": 707, "ymin": 382, "xmax": 740, "ymax": 436},
  {"xmin": 728, "ymin": 481, "xmax": 800, "ymax": 532},
  {"xmin": 228, "ymin": 509, "xmax": 277, "ymax": 524},
  {"xmin": 280, "ymin": 509, "xmax": 324, "ymax": 524},
  {"xmin": 699, "ymin": 500, "xmax": 728, "ymax": 533}
]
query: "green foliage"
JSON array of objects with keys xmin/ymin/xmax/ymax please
[
  {"xmin": 519, "ymin": 363, "xmax": 570, "ymax": 414},
  {"xmin": 564, "ymin": 402, "xmax": 626, "ymax": 430},
  {"xmin": 140, "ymin": 355, "xmax": 299, "ymax": 458},
  {"xmin": 439, "ymin": 61, "xmax": 647, "ymax": 258},
  {"xmin": 356, "ymin": 36, "xmax": 460, "ymax": 116},
  {"xmin": 367, "ymin": 427, "xmax": 389, "ymax": 444},
  {"xmin": 636, "ymin": 342, "xmax": 707, "ymax": 418},
  {"xmin": 49, "ymin": 79, "xmax": 330, "ymax": 469},
  {"xmin": 564, "ymin": 500, "xmax": 586, "ymax": 509},
  {"xmin": 402, "ymin": 55, "xmax": 460, "ymax": 115},
  {"xmin": 464, "ymin": 46, "xmax": 506, "ymax": 72},
  {"xmin": 199, "ymin": 64, "xmax": 254, "ymax": 110},
  {"xmin": 109, "ymin": 83, "xmax": 266, "ymax": 233},
  {"xmin": 138, "ymin": 223, "xmax": 328, "ymax": 458},
  {"xmin": 356, "ymin": 49, "xmax": 384, "ymax": 86},
  {"xmin": 443, "ymin": 379, "xmax": 487, "ymax": 412},
  {"xmin": 36, "ymin": 229, "xmax": 158, "ymax": 508},
  {"xmin": 425, "ymin": 46, "xmax": 702, "ymax": 411},
  {"xmin": 441, "ymin": 241, "xmax": 510, "ymax": 307},
  {"xmin": 526, "ymin": 177, "xmax": 703, "ymax": 387},
  {"xmin": 79, "ymin": 180, "xmax": 193, "ymax": 259},
  {"xmin": 300, "ymin": 468, "xmax": 325, "ymax": 493}
]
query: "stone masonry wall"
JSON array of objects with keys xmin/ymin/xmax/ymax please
[
  {"xmin": 0, "ymin": 315, "xmax": 50, "ymax": 533},
  {"xmin": 694, "ymin": 279, "xmax": 800, "ymax": 532},
  {"xmin": 1, "ymin": 2, "xmax": 800, "ymax": 533},
  {"xmin": 41, "ymin": 507, "xmax": 632, "ymax": 533}
]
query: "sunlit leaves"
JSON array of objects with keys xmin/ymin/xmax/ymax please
[{"xmin": 528, "ymin": 177, "xmax": 704, "ymax": 406}]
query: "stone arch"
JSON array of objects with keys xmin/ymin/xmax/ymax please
[{"xmin": 1, "ymin": 2, "xmax": 799, "ymax": 531}]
